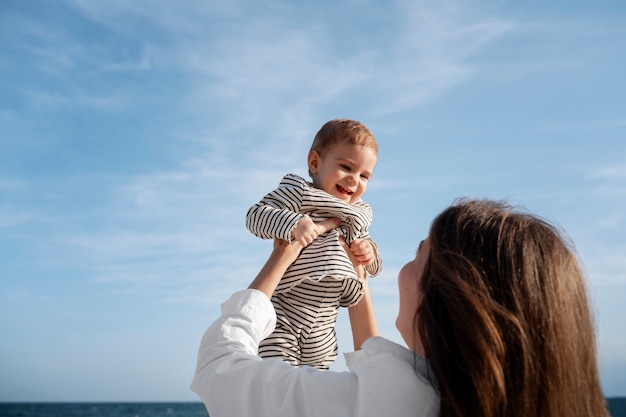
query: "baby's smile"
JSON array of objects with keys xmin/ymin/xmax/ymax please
[{"xmin": 336, "ymin": 184, "xmax": 353, "ymax": 196}]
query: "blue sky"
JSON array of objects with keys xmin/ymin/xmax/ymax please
[{"xmin": 1, "ymin": 0, "xmax": 625, "ymax": 402}]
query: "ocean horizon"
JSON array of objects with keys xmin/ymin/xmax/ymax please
[
  {"xmin": 0, "ymin": 402, "xmax": 208, "ymax": 417},
  {"xmin": 0, "ymin": 397, "xmax": 624, "ymax": 417}
]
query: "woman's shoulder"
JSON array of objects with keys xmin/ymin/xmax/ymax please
[
  {"xmin": 346, "ymin": 337, "xmax": 420, "ymax": 369},
  {"xmin": 345, "ymin": 337, "xmax": 439, "ymax": 417}
]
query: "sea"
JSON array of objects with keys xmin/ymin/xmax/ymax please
[{"xmin": 0, "ymin": 398, "xmax": 624, "ymax": 416}]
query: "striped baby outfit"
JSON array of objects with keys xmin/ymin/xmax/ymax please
[{"xmin": 246, "ymin": 173, "xmax": 382, "ymax": 369}]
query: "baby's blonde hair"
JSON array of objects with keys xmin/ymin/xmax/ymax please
[{"xmin": 310, "ymin": 119, "xmax": 378, "ymax": 156}]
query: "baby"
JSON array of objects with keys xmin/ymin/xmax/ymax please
[{"xmin": 246, "ymin": 118, "xmax": 382, "ymax": 369}]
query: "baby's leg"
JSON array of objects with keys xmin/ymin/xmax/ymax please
[
  {"xmin": 258, "ymin": 319, "xmax": 301, "ymax": 367},
  {"xmin": 295, "ymin": 278, "xmax": 342, "ymax": 369},
  {"xmin": 300, "ymin": 319, "xmax": 338, "ymax": 370},
  {"xmin": 300, "ymin": 277, "xmax": 365, "ymax": 368},
  {"xmin": 258, "ymin": 296, "xmax": 301, "ymax": 366},
  {"xmin": 339, "ymin": 276, "xmax": 365, "ymax": 307}
]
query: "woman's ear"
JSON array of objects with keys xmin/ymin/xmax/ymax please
[{"xmin": 307, "ymin": 150, "xmax": 320, "ymax": 175}]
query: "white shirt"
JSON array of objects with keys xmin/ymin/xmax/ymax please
[{"xmin": 191, "ymin": 289, "xmax": 440, "ymax": 417}]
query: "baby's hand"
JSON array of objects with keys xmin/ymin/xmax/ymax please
[
  {"xmin": 291, "ymin": 217, "xmax": 340, "ymax": 247},
  {"xmin": 350, "ymin": 239, "xmax": 375, "ymax": 266}
]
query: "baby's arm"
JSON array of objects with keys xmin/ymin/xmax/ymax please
[
  {"xmin": 291, "ymin": 216, "xmax": 319, "ymax": 247},
  {"xmin": 246, "ymin": 177, "xmax": 305, "ymax": 242}
]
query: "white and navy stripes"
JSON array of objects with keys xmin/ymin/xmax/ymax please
[
  {"xmin": 246, "ymin": 173, "xmax": 382, "ymax": 293},
  {"xmin": 258, "ymin": 277, "xmax": 365, "ymax": 369},
  {"xmin": 246, "ymin": 174, "xmax": 382, "ymax": 368}
]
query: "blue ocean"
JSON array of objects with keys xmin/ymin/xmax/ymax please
[
  {"xmin": 0, "ymin": 402, "xmax": 208, "ymax": 417},
  {"xmin": 0, "ymin": 398, "xmax": 624, "ymax": 416}
]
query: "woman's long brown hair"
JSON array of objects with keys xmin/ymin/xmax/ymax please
[{"xmin": 418, "ymin": 199, "xmax": 607, "ymax": 417}]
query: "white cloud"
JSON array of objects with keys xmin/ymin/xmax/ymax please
[
  {"xmin": 583, "ymin": 248, "xmax": 626, "ymax": 286},
  {"xmin": 590, "ymin": 159, "xmax": 626, "ymax": 181},
  {"xmin": 544, "ymin": 119, "xmax": 626, "ymax": 133},
  {"xmin": 0, "ymin": 207, "xmax": 36, "ymax": 229},
  {"xmin": 364, "ymin": 2, "xmax": 514, "ymax": 114},
  {"xmin": 69, "ymin": 0, "xmax": 515, "ymax": 130}
]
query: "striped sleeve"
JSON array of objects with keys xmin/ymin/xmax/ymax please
[
  {"xmin": 345, "ymin": 200, "xmax": 382, "ymax": 277},
  {"xmin": 246, "ymin": 175, "xmax": 306, "ymax": 242}
]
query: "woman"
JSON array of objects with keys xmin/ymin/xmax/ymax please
[{"xmin": 191, "ymin": 199, "xmax": 608, "ymax": 417}]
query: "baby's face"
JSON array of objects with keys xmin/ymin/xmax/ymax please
[{"xmin": 308, "ymin": 143, "xmax": 377, "ymax": 204}]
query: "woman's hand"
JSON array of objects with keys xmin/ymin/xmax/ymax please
[
  {"xmin": 349, "ymin": 238, "xmax": 376, "ymax": 266},
  {"xmin": 291, "ymin": 216, "xmax": 342, "ymax": 247},
  {"xmin": 340, "ymin": 238, "xmax": 380, "ymax": 350}
]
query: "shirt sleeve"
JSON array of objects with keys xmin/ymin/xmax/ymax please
[
  {"xmin": 344, "ymin": 338, "xmax": 440, "ymax": 417},
  {"xmin": 348, "ymin": 200, "xmax": 382, "ymax": 277},
  {"xmin": 191, "ymin": 289, "xmax": 358, "ymax": 417},
  {"xmin": 246, "ymin": 175, "xmax": 307, "ymax": 242}
]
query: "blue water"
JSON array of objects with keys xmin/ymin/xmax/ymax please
[
  {"xmin": 0, "ymin": 402, "xmax": 208, "ymax": 417},
  {"xmin": 0, "ymin": 398, "xmax": 624, "ymax": 416},
  {"xmin": 610, "ymin": 397, "xmax": 626, "ymax": 417}
]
